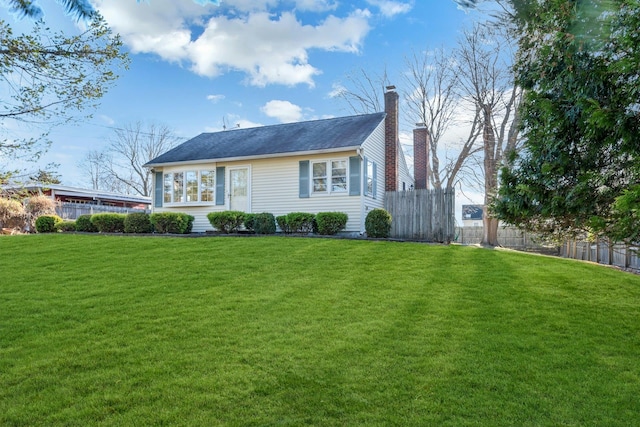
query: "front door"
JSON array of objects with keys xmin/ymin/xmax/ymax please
[{"xmin": 229, "ymin": 167, "xmax": 249, "ymax": 212}]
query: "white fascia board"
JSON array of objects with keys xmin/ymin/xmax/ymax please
[{"xmin": 144, "ymin": 146, "xmax": 362, "ymax": 169}]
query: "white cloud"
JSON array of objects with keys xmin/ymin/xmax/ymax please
[
  {"xmin": 366, "ymin": 0, "xmax": 413, "ymax": 17},
  {"xmin": 293, "ymin": 0, "xmax": 338, "ymax": 12},
  {"xmin": 261, "ymin": 100, "xmax": 303, "ymax": 123},
  {"xmin": 98, "ymin": 115, "xmax": 115, "ymax": 125},
  {"xmin": 206, "ymin": 94, "xmax": 225, "ymax": 103},
  {"xmin": 327, "ymin": 82, "xmax": 347, "ymax": 98},
  {"xmin": 93, "ymin": 0, "xmax": 371, "ymax": 87}
]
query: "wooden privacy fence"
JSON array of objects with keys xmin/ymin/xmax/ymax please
[
  {"xmin": 455, "ymin": 226, "xmax": 552, "ymax": 251},
  {"xmin": 384, "ymin": 189, "xmax": 455, "ymax": 242},
  {"xmin": 56, "ymin": 202, "xmax": 150, "ymax": 220},
  {"xmin": 561, "ymin": 239, "xmax": 640, "ymax": 270}
]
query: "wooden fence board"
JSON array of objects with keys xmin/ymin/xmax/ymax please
[
  {"xmin": 561, "ymin": 238, "xmax": 640, "ymax": 271},
  {"xmin": 454, "ymin": 226, "xmax": 553, "ymax": 251},
  {"xmin": 384, "ymin": 189, "xmax": 455, "ymax": 242}
]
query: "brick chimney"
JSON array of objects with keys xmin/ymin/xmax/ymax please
[
  {"xmin": 384, "ymin": 86, "xmax": 399, "ymax": 192},
  {"xmin": 413, "ymin": 123, "xmax": 430, "ymax": 190}
]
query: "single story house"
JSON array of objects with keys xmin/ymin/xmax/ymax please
[
  {"xmin": 145, "ymin": 87, "xmax": 422, "ymax": 234},
  {"xmin": 1, "ymin": 183, "xmax": 151, "ymax": 210}
]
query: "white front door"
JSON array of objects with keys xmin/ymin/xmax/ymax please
[{"xmin": 229, "ymin": 167, "xmax": 249, "ymax": 212}]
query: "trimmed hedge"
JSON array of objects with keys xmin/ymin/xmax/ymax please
[
  {"xmin": 55, "ymin": 220, "xmax": 77, "ymax": 232},
  {"xmin": 276, "ymin": 215, "xmax": 290, "ymax": 234},
  {"xmin": 365, "ymin": 208, "xmax": 392, "ymax": 238},
  {"xmin": 207, "ymin": 211, "xmax": 245, "ymax": 233},
  {"xmin": 252, "ymin": 213, "xmax": 276, "ymax": 235},
  {"xmin": 90, "ymin": 213, "xmax": 126, "ymax": 233},
  {"xmin": 124, "ymin": 212, "xmax": 153, "ymax": 233},
  {"xmin": 150, "ymin": 212, "xmax": 194, "ymax": 234},
  {"xmin": 75, "ymin": 215, "xmax": 98, "ymax": 232},
  {"xmin": 315, "ymin": 212, "xmax": 348, "ymax": 235},
  {"xmin": 243, "ymin": 213, "xmax": 256, "ymax": 231},
  {"xmin": 35, "ymin": 215, "xmax": 62, "ymax": 233},
  {"xmin": 285, "ymin": 212, "xmax": 315, "ymax": 234}
]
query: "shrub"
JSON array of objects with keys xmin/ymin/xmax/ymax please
[
  {"xmin": 150, "ymin": 212, "xmax": 194, "ymax": 234},
  {"xmin": 286, "ymin": 212, "xmax": 315, "ymax": 234},
  {"xmin": 276, "ymin": 215, "xmax": 290, "ymax": 234},
  {"xmin": 252, "ymin": 213, "xmax": 276, "ymax": 235},
  {"xmin": 0, "ymin": 197, "xmax": 25, "ymax": 230},
  {"xmin": 35, "ymin": 215, "xmax": 62, "ymax": 233},
  {"xmin": 75, "ymin": 215, "xmax": 98, "ymax": 232},
  {"xmin": 207, "ymin": 211, "xmax": 245, "ymax": 233},
  {"xmin": 91, "ymin": 213, "xmax": 126, "ymax": 233},
  {"xmin": 315, "ymin": 212, "xmax": 348, "ymax": 235},
  {"xmin": 25, "ymin": 195, "xmax": 56, "ymax": 232},
  {"xmin": 365, "ymin": 208, "xmax": 392, "ymax": 238},
  {"xmin": 55, "ymin": 220, "xmax": 77, "ymax": 232},
  {"xmin": 124, "ymin": 212, "xmax": 153, "ymax": 233},
  {"xmin": 243, "ymin": 213, "xmax": 256, "ymax": 232}
]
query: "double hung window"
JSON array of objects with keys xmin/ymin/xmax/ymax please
[
  {"xmin": 312, "ymin": 159, "xmax": 348, "ymax": 194},
  {"xmin": 366, "ymin": 159, "xmax": 374, "ymax": 196},
  {"xmin": 200, "ymin": 170, "xmax": 215, "ymax": 202}
]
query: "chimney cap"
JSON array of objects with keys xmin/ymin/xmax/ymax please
[
  {"xmin": 385, "ymin": 85, "xmax": 396, "ymax": 91},
  {"xmin": 415, "ymin": 122, "xmax": 426, "ymax": 128}
]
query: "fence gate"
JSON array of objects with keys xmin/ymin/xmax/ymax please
[{"xmin": 384, "ymin": 189, "xmax": 455, "ymax": 242}]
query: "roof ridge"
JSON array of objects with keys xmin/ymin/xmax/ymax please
[{"xmin": 205, "ymin": 111, "xmax": 385, "ymax": 135}]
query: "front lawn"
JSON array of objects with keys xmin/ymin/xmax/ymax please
[{"xmin": 1, "ymin": 234, "xmax": 639, "ymax": 426}]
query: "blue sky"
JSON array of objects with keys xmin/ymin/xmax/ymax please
[{"xmin": 2, "ymin": 0, "xmax": 485, "ymax": 200}]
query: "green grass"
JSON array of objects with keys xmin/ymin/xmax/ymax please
[{"xmin": 1, "ymin": 234, "xmax": 639, "ymax": 426}]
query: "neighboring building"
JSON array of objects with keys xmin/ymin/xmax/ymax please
[
  {"xmin": 145, "ymin": 87, "xmax": 416, "ymax": 234},
  {"xmin": 462, "ymin": 204, "xmax": 484, "ymax": 227},
  {"xmin": 1, "ymin": 183, "xmax": 151, "ymax": 219},
  {"xmin": 2, "ymin": 183, "xmax": 151, "ymax": 209}
]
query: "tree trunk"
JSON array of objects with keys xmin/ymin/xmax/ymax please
[
  {"xmin": 481, "ymin": 105, "xmax": 499, "ymax": 246},
  {"xmin": 482, "ymin": 216, "xmax": 500, "ymax": 246}
]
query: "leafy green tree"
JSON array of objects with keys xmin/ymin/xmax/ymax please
[
  {"xmin": 492, "ymin": 0, "xmax": 639, "ymax": 240},
  {"xmin": 0, "ymin": 14, "xmax": 128, "ymax": 160}
]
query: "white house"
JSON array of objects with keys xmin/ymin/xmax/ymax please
[{"xmin": 145, "ymin": 87, "xmax": 414, "ymax": 234}]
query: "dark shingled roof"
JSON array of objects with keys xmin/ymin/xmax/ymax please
[{"xmin": 146, "ymin": 112, "xmax": 386, "ymax": 166}]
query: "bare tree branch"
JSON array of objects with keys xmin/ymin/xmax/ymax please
[{"xmin": 105, "ymin": 122, "xmax": 182, "ymax": 197}]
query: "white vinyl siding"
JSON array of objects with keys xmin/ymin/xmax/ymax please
[
  {"xmin": 251, "ymin": 154, "xmax": 361, "ymax": 232},
  {"xmin": 360, "ymin": 121, "xmax": 386, "ymax": 211},
  {"xmin": 397, "ymin": 144, "xmax": 413, "ymax": 192}
]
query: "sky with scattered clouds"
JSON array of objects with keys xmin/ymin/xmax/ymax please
[{"xmin": 1, "ymin": 0, "xmax": 487, "ymax": 212}]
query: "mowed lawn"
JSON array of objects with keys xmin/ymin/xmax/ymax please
[{"xmin": 1, "ymin": 235, "xmax": 639, "ymax": 426}]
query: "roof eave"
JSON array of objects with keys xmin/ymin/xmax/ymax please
[{"xmin": 144, "ymin": 145, "xmax": 363, "ymax": 169}]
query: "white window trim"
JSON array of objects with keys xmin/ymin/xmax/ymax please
[
  {"xmin": 163, "ymin": 168, "xmax": 217, "ymax": 206},
  {"xmin": 310, "ymin": 158, "xmax": 349, "ymax": 196}
]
